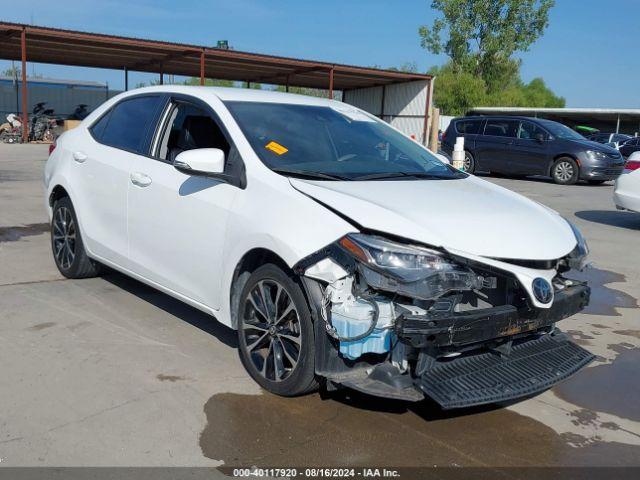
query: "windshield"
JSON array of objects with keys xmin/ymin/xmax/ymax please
[
  {"xmin": 225, "ymin": 101, "xmax": 465, "ymax": 181},
  {"xmin": 539, "ymin": 120, "xmax": 585, "ymax": 140}
]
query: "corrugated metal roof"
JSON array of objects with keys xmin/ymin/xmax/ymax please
[{"xmin": 0, "ymin": 21, "xmax": 431, "ymax": 90}]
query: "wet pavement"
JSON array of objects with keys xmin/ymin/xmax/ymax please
[
  {"xmin": 571, "ymin": 267, "xmax": 638, "ymax": 316},
  {"xmin": 555, "ymin": 347, "xmax": 640, "ymax": 423},
  {"xmin": 200, "ymin": 390, "xmax": 640, "ymax": 467},
  {"xmin": 0, "ymin": 222, "xmax": 49, "ymax": 243},
  {"xmin": 0, "ymin": 144, "xmax": 639, "ymax": 469}
]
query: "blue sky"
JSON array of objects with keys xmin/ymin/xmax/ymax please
[{"xmin": 1, "ymin": 0, "xmax": 637, "ymax": 107}]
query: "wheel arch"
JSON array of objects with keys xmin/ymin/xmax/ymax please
[
  {"xmin": 49, "ymin": 184, "xmax": 70, "ymax": 207},
  {"xmin": 229, "ymin": 248, "xmax": 294, "ymax": 329}
]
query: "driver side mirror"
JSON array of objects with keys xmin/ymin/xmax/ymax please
[{"xmin": 174, "ymin": 148, "xmax": 225, "ymax": 177}]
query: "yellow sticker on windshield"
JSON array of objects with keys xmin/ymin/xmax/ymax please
[{"xmin": 265, "ymin": 141, "xmax": 288, "ymax": 155}]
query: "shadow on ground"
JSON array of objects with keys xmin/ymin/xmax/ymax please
[
  {"xmin": 102, "ymin": 269, "xmax": 238, "ymax": 348},
  {"xmin": 575, "ymin": 210, "xmax": 640, "ymax": 230}
]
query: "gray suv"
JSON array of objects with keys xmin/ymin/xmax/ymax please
[{"xmin": 442, "ymin": 116, "xmax": 626, "ymax": 185}]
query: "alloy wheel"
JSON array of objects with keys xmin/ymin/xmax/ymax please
[
  {"xmin": 555, "ymin": 161, "xmax": 574, "ymax": 182},
  {"xmin": 52, "ymin": 206, "xmax": 76, "ymax": 269},
  {"xmin": 241, "ymin": 279, "xmax": 302, "ymax": 382},
  {"xmin": 463, "ymin": 152, "xmax": 473, "ymax": 172}
]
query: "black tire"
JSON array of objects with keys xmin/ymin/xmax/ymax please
[
  {"xmin": 237, "ymin": 264, "xmax": 318, "ymax": 396},
  {"xmin": 51, "ymin": 196, "xmax": 101, "ymax": 279},
  {"xmin": 551, "ymin": 157, "xmax": 579, "ymax": 185},
  {"xmin": 463, "ymin": 150, "xmax": 475, "ymax": 174},
  {"xmin": 588, "ymin": 180, "xmax": 607, "ymax": 185}
]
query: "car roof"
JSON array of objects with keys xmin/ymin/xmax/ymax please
[
  {"xmin": 455, "ymin": 115, "xmax": 546, "ymax": 122},
  {"xmin": 113, "ymin": 85, "xmax": 340, "ymax": 107}
]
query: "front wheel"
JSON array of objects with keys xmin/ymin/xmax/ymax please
[
  {"xmin": 551, "ymin": 157, "xmax": 579, "ymax": 185},
  {"xmin": 237, "ymin": 264, "xmax": 318, "ymax": 396}
]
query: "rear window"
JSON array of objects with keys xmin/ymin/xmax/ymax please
[
  {"xmin": 455, "ymin": 119, "xmax": 482, "ymax": 135},
  {"xmin": 89, "ymin": 110, "xmax": 111, "ymax": 140},
  {"xmin": 96, "ymin": 95, "xmax": 163, "ymax": 154}
]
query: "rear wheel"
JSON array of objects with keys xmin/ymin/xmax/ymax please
[
  {"xmin": 551, "ymin": 157, "xmax": 579, "ymax": 185},
  {"xmin": 51, "ymin": 197, "xmax": 101, "ymax": 279},
  {"xmin": 463, "ymin": 151, "xmax": 475, "ymax": 173},
  {"xmin": 237, "ymin": 264, "xmax": 317, "ymax": 396}
]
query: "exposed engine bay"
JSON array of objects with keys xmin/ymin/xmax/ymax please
[{"xmin": 296, "ymin": 232, "xmax": 594, "ymax": 409}]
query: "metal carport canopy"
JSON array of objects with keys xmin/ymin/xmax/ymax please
[{"xmin": 0, "ymin": 21, "xmax": 431, "ymax": 90}]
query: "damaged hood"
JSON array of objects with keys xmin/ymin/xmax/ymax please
[{"xmin": 289, "ymin": 176, "xmax": 577, "ymax": 260}]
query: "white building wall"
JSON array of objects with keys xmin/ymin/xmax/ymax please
[{"xmin": 343, "ymin": 79, "xmax": 431, "ymax": 144}]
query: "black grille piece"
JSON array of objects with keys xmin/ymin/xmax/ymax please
[{"xmin": 418, "ymin": 333, "xmax": 594, "ymax": 409}]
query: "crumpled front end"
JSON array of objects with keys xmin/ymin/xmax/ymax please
[{"xmin": 296, "ymin": 233, "xmax": 594, "ymax": 409}]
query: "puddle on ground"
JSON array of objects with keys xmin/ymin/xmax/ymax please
[
  {"xmin": 0, "ymin": 223, "xmax": 49, "ymax": 242},
  {"xmin": 570, "ymin": 267, "xmax": 638, "ymax": 316},
  {"xmin": 199, "ymin": 390, "xmax": 640, "ymax": 468},
  {"xmin": 556, "ymin": 348, "xmax": 640, "ymax": 422}
]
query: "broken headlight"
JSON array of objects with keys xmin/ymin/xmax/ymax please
[
  {"xmin": 338, "ymin": 233, "xmax": 484, "ymax": 300},
  {"xmin": 565, "ymin": 220, "xmax": 589, "ymax": 270}
]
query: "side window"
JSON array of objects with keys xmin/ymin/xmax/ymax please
[
  {"xmin": 100, "ymin": 96, "xmax": 163, "ymax": 154},
  {"xmin": 157, "ymin": 102, "xmax": 230, "ymax": 163},
  {"xmin": 89, "ymin": 110, "xmax": 112, "ymax": 141},
  {"xmin": 484, "ymin": 119, "xmax": 518, "ymax": 138},
  {"xmin": 518, "ymin": 121, "xmax": 547, "ymax": 140},
  {"xmin": 456, "ymin": 119, "xmax": 482, "ymax": 135}
]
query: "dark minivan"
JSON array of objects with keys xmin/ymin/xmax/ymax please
[{"xmin": 442, "ymin": 116, "xmax": 626, "ymax": 185}]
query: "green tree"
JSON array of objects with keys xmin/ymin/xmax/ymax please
[
  {"xmin": 275, "ymin": 85, "xmax": 333, "ymax": 98},
  {"xmin": 419, "ymin": 0, "xmax": 554, "ymax": 92},
  {"xmin": 183, "ymin": 77, "xmax": 234, "ymax": 87},
  {"xmin": 428, "ymin": 63, "xmax": 488, "ymax": 116},
  {"xmin": 388, "ymin": 62, "xmax": 419, "ymax": 73},
  {"xmin": 520, "ymin": 77, "xmax": 564, "ymax": 107},
  {"xmin": 2, "ymin": 66, "xmax": 21, "ymax": 78},
  {"xmin": 429, "ymin": 64, "xmax": 564, "ymax": 115}
]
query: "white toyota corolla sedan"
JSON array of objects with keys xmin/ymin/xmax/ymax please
[{"xmin": 44, "ymin": 86, "xmax": 594, "ymax": 408}]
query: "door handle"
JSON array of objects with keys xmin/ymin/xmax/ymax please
[
  {"xmin": 72, "ymin": 151, "xmax": 87, "ymax": 163},
  {"xmin": 130, "ymin": 172, "xmax": 152, "ymax": 187}
]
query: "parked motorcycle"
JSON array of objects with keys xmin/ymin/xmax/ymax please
[
  {"xmin": 69, "ymin": 104, "xmax": 89, "ymax": 120},
  {"xmin": 29, "ymin": 102, "xmax": 57, "ymax": 142},
  {"xmin": 0, "ymin": 113, "xmax": 23, "ymax": 143}
]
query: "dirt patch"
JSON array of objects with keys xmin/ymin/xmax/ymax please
[
  {"xmin": 556, "ymin": 348, "xmax": 640, "ymax": 422},
  {"xmin": 613, "ymin": 330, "xmax": 640, "ymax": 340},
  {"xmin": 0, "ymin": 223, "xmax": 49, "ymax": 242},
  {"xmin": 27, "ymin": 322, "xmax": 56, "ymax": 331},
  {"xmin": 567, "ymin": 330, "xmax": 595, "ymax": 341},
  {"xmin": 156, "ymin": 374, "xmax": 187, "ymax": 382}
]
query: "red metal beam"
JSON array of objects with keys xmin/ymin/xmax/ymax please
[
  {"xmin": 21, "ymin": 27, "xmax": 28, "ymax": 143},
  {"xmin": 200, "ymin": 49, "xmax": 205, "ymax": 85},
  {"xmin": 329, "ymin": 67, "xmax": 334, "ymax": 98},
  {"xmin": 422, "ymin": 77, "xmax": 433, "ymax": 146}
]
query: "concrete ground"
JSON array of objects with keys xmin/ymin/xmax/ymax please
[{"xmin": 0, "ymin": 144, "xmax": 639, "ymax": 469}]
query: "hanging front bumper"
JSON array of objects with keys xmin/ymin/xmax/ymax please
[{"xmin": 417, "ymin": 331, "xmax": 594, "ymax": 409}]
